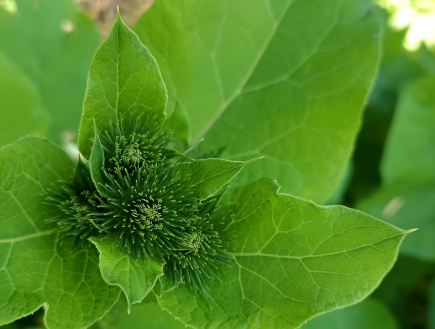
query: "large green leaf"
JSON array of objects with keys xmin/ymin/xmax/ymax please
[
  {"xmin": 78, "ymin": 10, "xmax": 168, "ymax": 159},
  {"xmin": 381, "ymin": 75, "xmax": 435, "ymax": 188},
  {"xmin": 89, "ymin": 237, "xmax": 164, "ymax": 309},
  {"xmin": 0, "ymin": 137, "xmax": 120, "ymax": 329},
  {"xmin": 0, "ymin": 0, "xmax": 99, "ymax": 144},
  {"xmin": 358, "ymin": 185, "xmax": 435, "ymax": 261},
  {"xmin": 0, "ymin": 51, "xmax": 48, "ymax": 148},
  {"xmin": 300, "ymin": 298, "xmax": 398, "ymax": 329},
  {"xmin": 134, "ymin": 0, "xmax": 381, "ymax": 203},
  {"xmin": 157, "ymin": 178, "xmax": 408, "ymax": 329}
]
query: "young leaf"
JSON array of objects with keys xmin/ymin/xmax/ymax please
[
  {"xmin": 175, "ymin": 158, "xmax": 256, "ymax": 199},
  {"xmin": 0, "ymin": 0, "xmax": 99, "ymax": 144},
  {"xmin": 90, "ymin": 237, "xmax": 164, "ymax": 309},
  {"xmin": 300, "ymin": 298, "xmax": 398, "ymax": 329},
  {"xmin": 0, "ymin": 137, "xmax": 120, "ymax": 329},
  {"xmin": 0, "ymin": 51, "xmax": 48, "ymax": 148},
  {"xmin": 381, "ymin": 75, "xmax": 435, "ymax": 188},
  {"xmin": 157, "ymin": 178, "xmax": 409, "ymax": 329},
  {"xmin": 78, "ymin": 10, "xmax": 167, "ymax": 158},
  {"xmin": 134, "ymin": 0, "xmax": 381, "ymax": 203},
  {"xmin": 89, "ymin": 130, "xmax": 105, "ymax": 192}
]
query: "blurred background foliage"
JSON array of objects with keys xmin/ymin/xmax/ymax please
[{"xmin": 1, "ymin": 0, "xmax": 435, "ymax": 328}]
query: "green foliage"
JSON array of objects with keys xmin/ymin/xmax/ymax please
[
  {"xmin": 0, "ymin": 2, "xmax": 413, "ymax": 329},
  {"xmin": 134, "ymin": 0, "xmax": 382, "ymax": 203},
  {"xmin": 0, "ymin": 137, "xmax": 120, "ymax": 328},
  {"xmin": 0, "ymin": 51, "xmax": 48, "ymax": 147},
  {"xmin": 78, "ymin": 10, "xmax": 167, "ymax": 158},
  {"xmin": 156, "ymin": 178, "xmax": 408, "ymax": 329},
  {"xmin": 0, "ymin": 0, "xmax": 99, "ymax": 144},
  {"xmin": 358, "ymin": 75, "xmax": 435, "ymax": 261},
  {"xmin": 381, "ymin": 75, "xmax": 435, "ymax": 187}
]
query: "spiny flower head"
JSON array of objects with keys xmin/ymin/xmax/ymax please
[
  {"xmin": 101, "ymin": 117, "xmax": 180, "ymax": 174},
  {"xmin": 46, "ymin": 116, "xmax": 232, "ymax": 292},
  {"xmin": 46, "ymin": 159, "xmax": 99, "ymax": 248},
  {"xmin": 163, "ymin": 193, "xmax": 231, "ymax": 291},
  {"xmin": 92, "ymin": 166, "xmax": 201, "ymax": 258}
]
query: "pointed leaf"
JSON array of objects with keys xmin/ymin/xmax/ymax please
[
  {"xmin": 89, "ymin": 130, "xmax": 105, "ymax": 192},
  {"xmin": 0, "ymin": 137, "xmax": 120, "ymax": 328},
  {"xmin": 176, "ymin": 158, "xmax": 254, "ymax": 199},
  {"xmin": 90, "ymin": 237, "xmax": 164, "ymax": 308},
  {"xmin": 78, "ymin": 10, "xmax": 167, "ymax": 158},
  {"xmin": 134, "ymin": 0, "xmax": 381, "ymax": 203},
  {"xmin": 157, "ymin": 178, "xmax": 409, "ymax": 329}
]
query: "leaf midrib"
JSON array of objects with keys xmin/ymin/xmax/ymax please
[{"xmin": 192, "ymin": 0, "xmax": 293, "ymax": 142}]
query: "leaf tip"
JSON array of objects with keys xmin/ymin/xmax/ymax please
[
  {"xmin": 405, "ymin": 228, "xmax": 418, "ymax": 234},
  {"xmin": 116, "ymin": 6, "xmax": 121, "ymax": 20}
]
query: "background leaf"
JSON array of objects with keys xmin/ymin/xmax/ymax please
[
  {"xmin": 90, "ymin": 237, "xmax": 164, "ymax": 308},
  {"xmin": 0, "ymin": 0, "xmax": 99, "ymax": 144},
  {"xmin": 381, "ymin": 75, "xmax": 435, "ymax": 188},
  {"xmin": 78, "ymin": 10, "xmax": 167, "ymax": 158},
  {"xmin": 357, "ymin": 75, "xmax": 435, "ymax": 261},
  {"xmin": 300, "ymin": 298, "xmax": 398, "ymax": 329},
  {"xmin": 0, "ymin": 51, "xmax": 48, "ymax": 147},
  {"xmin": 0, "ymin": 137, "xmax": 120, "ymax": 329},
  {"xmin": 157, "ymin": 177, "xmax": 408, "ymax": 329},
  {"xmin": 134, "ymin": 0, "xmax": 381, "ymax": 203}
]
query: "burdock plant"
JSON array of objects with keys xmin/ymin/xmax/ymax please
[{"xmin": 0, "ymin": 7, "xmax": 411, "ymax": 329}]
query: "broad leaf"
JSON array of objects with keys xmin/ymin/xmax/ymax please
[
  {"xmin": 78, "ymin": 10, "xmax": 168, "ymax": 158},
  {"xmin": 0, "ymin": 51, "xmax": 48, "ymax": 148},
  {"xmin": 134, "ymin": 0, "xmax": 381, "ymax": 203},
  {"xmin": 358, "ymin": 185, "xmax": 435, "ymax": 261},
  {"xmin": 89, "ymin": 132, "xmax": 105, "ymax": 192},
  {"xmin": 300, "ymin": 298, "xmax": 398, "ymax": 329},
  {"xmin": 157, "ymin": 178, "xmax": 409, "ymax": 329},
  {"xmin": 0, "ymin": 0, "xmax": 99, "ymax": 144},
  {"xmin": 0, "ymin": 137, "xmax": 120, "ymax": 329},
  {"xmin": 176, "ymin": 158, "xmax": 254, "ymax": 199},
  {"xmin": 90, "ymin": 237, "xmax": 164, "ymax": 309},
  {"xmin": 381, "ymin": 75, "xmax": 435, "ymax": 188}
]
